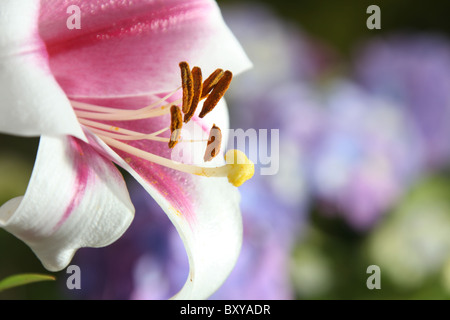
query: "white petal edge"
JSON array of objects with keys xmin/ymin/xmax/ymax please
[
  {"xmin": 168, "ymin": 176, "xmax": 242, "ymax": 300},
  {"xmin": 190, "ymin": 0, "xmax": 253, "ymax": 79},
  {"xmin": 0, "ymin": 0, "xmax": 85, "ymax": 140},
  {"xmin": 0, "ymin": 135, "xmax": 134, "ymax": 271}
]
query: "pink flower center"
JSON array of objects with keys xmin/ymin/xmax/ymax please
[{"xmin": 70, "ymin": 62, "xmax": 254, "ymax": 187}]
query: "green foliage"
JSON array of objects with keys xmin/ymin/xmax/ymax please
[{"xmin": 0, "ymin": 274, "xmax": 56, "ymax": 293}]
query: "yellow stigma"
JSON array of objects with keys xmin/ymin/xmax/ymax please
[{"xmin": 224, "ymin": 149, "xmax": 254, "ymax": 187}]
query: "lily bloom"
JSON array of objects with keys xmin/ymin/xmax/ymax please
[{"xmin": 0, "ymin": 0, "xmax": 252, "ymax": 299}]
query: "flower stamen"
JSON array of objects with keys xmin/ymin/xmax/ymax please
[
  {"xmin": 78, "ymin": 118, "xmax": 169, "ymax": 138},
  {"xmin": 204, "ymin": 124, "xmax": 222, "ymax": 162},
  {"xmin": 70, "ymin": 89, "xmax": 181, "ymax": 115},
  {"xmin": 99, "ymin": 136, "xmax": 254, "ymax": 186},
  {"xmin": 169, "ymin": 105, "xmax": 183, "ymax": 149},
  {"xmin": 87, "ymin": 127, "xmax": 170, "ymax": 142},
  {"xmin": 80, "ymin": 118, "xmax": 207, "ymax": 143},
  {"xmin": 201, "ymin": 68, "xmax": 224, "ymax": 100},
  {"xmin": 74, "ymin": 104, "xmax": 172, "ymax": 121},
  {"xmin": 180, "ymin": 61, "xmax": 194, "ymax": 114},
  {"xmin": 72, "ymin": 62, "xmax": 253, "ymax": 186},
  {"xmin": 184, "ymin": 66, "xmax": 203, "ymax": 123},
  {"xmin": 199, "ymin": 70, "xmax": 233, "ymax": 118}
]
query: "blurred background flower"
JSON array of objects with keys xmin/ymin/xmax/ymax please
[
  {"xmin": 367, "ymin": 176, "xmax": 450, "ymax": 296},
  {"xmin": 354, "ymin": 34, "xmax": 450, "ymax": 169},
  {"xmin": 3, "ymin": 0, "xmax": 450, "ymax": 299},
  {"xmin": 305, "ymin": 80, "xmax": 424, "ymax": 230}
]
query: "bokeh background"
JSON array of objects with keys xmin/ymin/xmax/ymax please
[{"xmin": 2, "ymin": 0, "xmax": 450, "ymax": 299}]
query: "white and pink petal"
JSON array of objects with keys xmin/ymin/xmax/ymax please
[
  {"xmin": 0, "ymin": 134, "xmax": 134, "ymax": 271},
  {"xmin": 39, "ymin": 0, "xmax": 252, "ymax": 99},
  {"xmin": 85, "ymin": 109, "xmax": 243, "ymax": 299},
  {"xmin": 0, "ymin": 0, "xmax": 84, "ymax": 139}
]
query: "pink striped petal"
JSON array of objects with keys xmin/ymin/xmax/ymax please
[
  {"xmin": 0, "ymin": 0, "xmax": 84, "ymax": 139},
  {"xmin": 0, "ymin": 135, "xmax": 134, "ymax": 271},
  {"xmin": 39, "ymin": 0, "xmax": 252, "ymax": 99},
  {"xmin": 84, "ymin": 98, "xmax": 243, "ymax": 299}
]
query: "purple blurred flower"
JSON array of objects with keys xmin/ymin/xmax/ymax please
[
  {"xmin": 306, "ymin": 81, "xmax": 424, "ymax": 230},
  {"xmin": 222, "ymin": 3, "xmax": 335, "ymax": 130},
  {"xmin": 223, "ymin": 6, "xmax": 430, "ymax": 230},
  {"xmin": 355, "ymin": 34, "xmax": 450, "ymax": 168},
  {"xmin": 223, "ymin": 3, "xmax": 332, "ymax": 86},
  {"xmin": 228, "ymin": 43, "xmax": 424, "ymax": 230},
  {"xmin": 223, "ymin": 2, "xmax": 405, "ymax": 234},
  {"xmin": 231, "ymin": 76, "xmax": 424, "ymax": 230},
  {"xmin": 211, "ymin": 176, "xmax": 303, "ymax": 299}
]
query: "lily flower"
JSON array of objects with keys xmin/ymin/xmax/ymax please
[{"xmin": 0, "ymin": 0, "xmax": 252, "ymax": 299}]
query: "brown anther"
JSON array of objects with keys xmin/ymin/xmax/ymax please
[
  {"xmin": 184, "ymin": 66, "xmax": 203, "ymax": 123},
  {"xmin": 199, "ymin": 70, "xmax": 232, "ymax": 118},
  {"xmin": 203, "ymin": 124, "xmax": 222, "ymax": 162},
  {"xmin": 180, "ymin": 62, "xmax": 193, "ymax": 114},
  {"xmin": 201, "ymin": 68, "xmax": 224, "ymax": 100},
  {"xmin": 169, "ymin": 105, "xmax": 183, "ymax": 149}
]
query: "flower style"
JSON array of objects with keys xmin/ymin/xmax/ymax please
[{"xmin": 0, "ymin": 0, "xmax": 253, "ymax": 299}]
